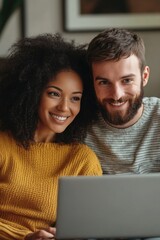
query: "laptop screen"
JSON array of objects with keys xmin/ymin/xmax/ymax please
[{"xmin": 56, "ymin": 174, "xmax": 160, "ymax": 239}]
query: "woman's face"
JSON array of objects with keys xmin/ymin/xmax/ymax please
[{"xmin": 36, "ymin": 70, "xmax": 83, "ymax": 142}]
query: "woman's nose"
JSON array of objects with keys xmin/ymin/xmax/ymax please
[{"xmin": 57, "ymin": 98, "xmax": 69, "ymax": 112}]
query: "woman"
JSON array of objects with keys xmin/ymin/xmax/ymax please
[{"xmin": 0, "ymin": 34, "xmax": 102, "ymax": 240}]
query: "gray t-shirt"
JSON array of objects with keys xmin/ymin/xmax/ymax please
[{"xmin": 85, "ymin": 97, "xmax": 160, "ymax": 174}]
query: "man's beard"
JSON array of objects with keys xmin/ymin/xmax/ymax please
[{"xmin": 98, "ymin": 87, "xmax": 144, "ymax": 126}]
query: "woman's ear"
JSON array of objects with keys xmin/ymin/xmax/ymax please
[{"xmin": 142, "ymin": 66, "xmax": 150, "ymax": 87}]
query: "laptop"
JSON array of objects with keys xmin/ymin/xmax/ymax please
[{"xmin": 56, "ymin": 174, "xmax": 160, "ymax": 239}]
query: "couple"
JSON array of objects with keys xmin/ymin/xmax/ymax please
[{"xmin": 0, "ymin": 28, "xmax": 160, "ymax": 239}]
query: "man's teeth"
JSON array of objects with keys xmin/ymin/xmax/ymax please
[
  {"xmin": 50, "ymin": 113, "xmax": 68, "ymax": 121},
  {"xmin": 111, "ymin": 102, "xmax": 124, "ymax": 106}
]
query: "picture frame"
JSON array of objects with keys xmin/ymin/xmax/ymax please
[{"xmin": 63, "ymin": 0, "xmax": 160, "ymax": 32}]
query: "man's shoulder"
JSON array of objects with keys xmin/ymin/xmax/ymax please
[
  {"xmin": 143, "ymin": 97, "xmax": 160, "ymax": 115},
  {"xmin": 143, "ymin": 96, "xmax": 160, "ymax": 106}
]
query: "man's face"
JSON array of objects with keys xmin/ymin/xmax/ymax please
[{"xmin": 92, "ymin": 55, "xmax": 149, "ymax": 128}]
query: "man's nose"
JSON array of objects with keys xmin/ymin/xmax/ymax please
[{"xmin": 111, "ymin": 85, "xmax": 124, "ymax": 100}]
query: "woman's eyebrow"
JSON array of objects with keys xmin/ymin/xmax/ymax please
[
  {"xmin": 46, "ymin": 85, "xmax": 83, "ymax": 94},
  {"xmin": 46, "ymin": 86, "xmax": 62, "ymax": 91}
]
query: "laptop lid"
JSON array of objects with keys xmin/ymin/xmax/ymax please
[{"xmin": 56, "ymin": 174, "xmax": 160, "ymax": 239}]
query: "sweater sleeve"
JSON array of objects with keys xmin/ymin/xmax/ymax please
[
  {"xmin": 0, "ymin": 221, "xmax": 31, "ymax": 240},
  {"xmin": 78, "ymin": 144, "xmax": 102, "ymax": 176}
]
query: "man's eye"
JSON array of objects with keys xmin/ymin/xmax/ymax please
[
  {"xmin": 123, "ymin": 79, "xmax": 133, "ymax": 84},
  {"xmin": 99, "ymin": 80, "xmax": 109, "ymax": 85}
]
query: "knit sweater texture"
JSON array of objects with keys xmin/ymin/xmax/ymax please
[
  {"xmin": 0, "ymin": 131, "xmax": 102, "ymax": 239},
  {"xmin": 85, "ymin": 97, "xmax": 160, "ymax": 174}
]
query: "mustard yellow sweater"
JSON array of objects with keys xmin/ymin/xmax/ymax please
[{"xmin": 0, "ymin": 131, "xmax": 102, "ymax": 240}]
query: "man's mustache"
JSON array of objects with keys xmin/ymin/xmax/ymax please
[{"xmin": 103, "ymin": 98, "xmax": 127, "ymax": 104}]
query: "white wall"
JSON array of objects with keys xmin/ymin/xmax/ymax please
[{"xmin": 0, "ymin": 0, "xmax": 159, "ymax": 97}]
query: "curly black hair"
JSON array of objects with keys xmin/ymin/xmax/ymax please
[{"xmin": 0, "ymin": 33, "xmax": 95, "ymax": 148}]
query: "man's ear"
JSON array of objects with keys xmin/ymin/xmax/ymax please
[{"xmin": 142, "ymin": 66, "xmax": 150, "ymax": 87}]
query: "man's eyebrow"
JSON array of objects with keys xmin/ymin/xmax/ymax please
[
  {"xmin": 95, "ymin": 73, "xmax": 136, "ymax": 81},
  {"xmin": 121, "ymin": 74, "xmax": 135, "ymax": 79},
  {"xmin": 95, "ymin": 76, "xmax": 109, "ymax": 81}
]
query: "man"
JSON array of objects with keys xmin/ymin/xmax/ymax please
[{"xmin": 85, "ymin": 28, "xmax": 160, "ymax": 174}]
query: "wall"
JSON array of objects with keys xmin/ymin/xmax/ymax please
[{"xmin": 0, "ymin": 0, "xmax": 159, "ymax": 97}]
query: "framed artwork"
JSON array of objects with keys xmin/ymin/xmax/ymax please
[{"xmin": 63, "ymin": 0, "xmax": 160, "ymax": 32}]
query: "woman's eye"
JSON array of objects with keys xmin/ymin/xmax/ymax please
[
  {"xmin": 72, "ymin": 96, "xmax": 81, "ymax": 102},
  {"xmin": 48, "ymin": 91, "xmax": 60, "ymax": 97}
]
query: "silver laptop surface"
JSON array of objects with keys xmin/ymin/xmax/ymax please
[{"xmin": 56, "ymin": 174, "xmax": 160, "ymax": 239}]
